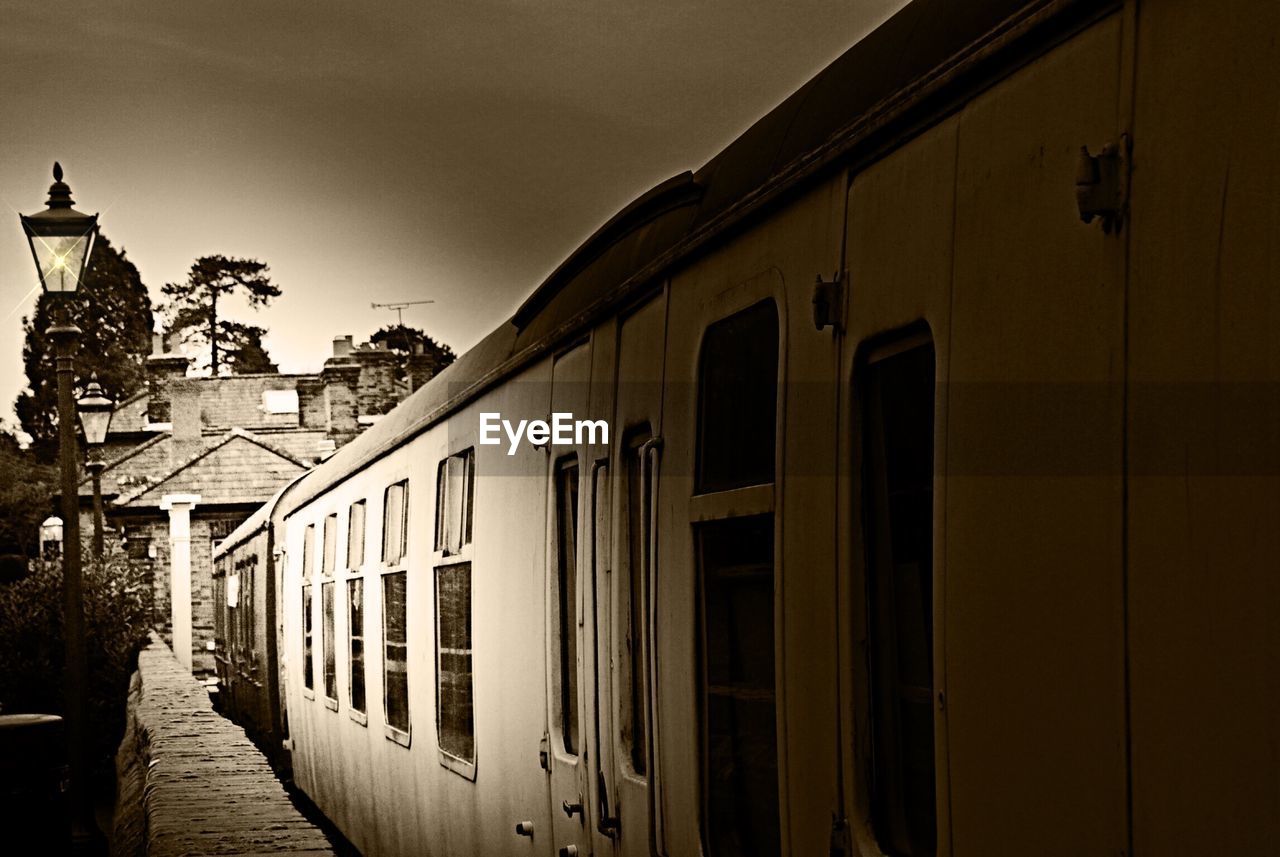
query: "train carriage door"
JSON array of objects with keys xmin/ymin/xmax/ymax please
[
  {"xmin": 840, "ymin": 115, "xmax": 959, "ymax": 857},
  {"xmin": 547, "ymin": 341, "xmax": 597, "ymax": 857},
  {"xmin": 838, "ymin": 15, "xmax": 1129, "ymax": 857},
  {"xmin": 597, "ymin": 291, "xmax": 667, "ymax": 857}
]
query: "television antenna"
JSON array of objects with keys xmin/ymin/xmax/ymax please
[{"xmin": 371, "ymin": 299, "xmax": 435, "ymax": 327}]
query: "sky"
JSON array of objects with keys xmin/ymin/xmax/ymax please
[{"xmin": 0, "ymin": 0, "xmax": 908, "ymax": 430}]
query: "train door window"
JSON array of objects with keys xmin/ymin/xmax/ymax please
[
  {"xmin": 552, "ymin": 457, "xmax": 581, "ymax": 755},
  {"xmin": 383, "ymin": 570, "xmax": 409, "ymax": 738},
  {"xmin": 244, "ymin": 558, "xmax": 255, "ymax": 655},
  {"xmin": 436, "ymin": 562, "xmax": 474, "ymax": 763},
  {"xmin": 697, "ymin": 300, "xmax": 779, "ymax": 493},
  {"xmin": 434, "ymin": 448, "xmax": 476, "ymax": 768},
  {"xmin": 622, "ymin": 429, "xmax": 651, "ymax": 775},
  {"xmin": 859, "ymin": 337, "xmax": 936, "ymax": 857},
  {"xmin": 382, "ymin": 480, "xmax": 410, "ymax": 740},
  {"xmin": 302, "ymin": 523, "xmax": 316, "ymax": 693},
  {"xmin": 349, "ymin": 578, "xmax": 366, "ymax": 716},
  {"xmin": 322, "ymin": 514, "xmax": 338, "ymax": 705},
  {"xmin": 215, "ymin": 575, "xmax": 226, "ymax": 654},
  {"xmin": 322, "ymin": 581, "xmax": 337, "ymax": 705},
  {"xmin": 695, "ymin": 299, "xmax": 780, "ymax": 857},
  {"xmin": 435, "ymin": 449, "xmax": 474, "ymax": 556}
]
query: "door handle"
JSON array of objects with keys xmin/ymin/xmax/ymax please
[
  {"xmin": 515, "ymin": 821, "xmax": 535, "ymax": 837},
  {"xmin": 596, "ymin": 769, "xmax": 620, "ymax": 838},
  {"xmin": 562, "ymin": 798, "xmax": 584, "ymax": 820}
]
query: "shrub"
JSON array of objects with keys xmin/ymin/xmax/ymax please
[{"xmin": 0, "ymin": 539, "xmax": 152, "ymax": 774}]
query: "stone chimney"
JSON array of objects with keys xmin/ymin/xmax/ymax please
[
  {"xmin": 322, "ymin": 361, "xmax": 361, "ymax": 446},
  {"xmin": 296, "ymin": 377, "xmax": 327, "ymax": 430},
  {"xmin": 146, "ymin": 333, "xmax": 191, "ymax": 425},
  {"xmin": 353, "ymin": 344, "xmax": 401, "ymax": 417},
  {"xmin": 169, "ymin": 380, "xmax": 201, "ymax": 441}
]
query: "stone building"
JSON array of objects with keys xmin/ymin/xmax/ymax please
[{"xmin": 79, "ymin": 334, "xmax": 441, "ymax": 675}]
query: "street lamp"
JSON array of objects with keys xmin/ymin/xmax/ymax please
[
  {"xmin": 78, "ymin": 376, "xmax": 114, "ymax": 560},
  {"xmin": 20, "ymin": 162, "xmax": 103, "ymax": 854}
]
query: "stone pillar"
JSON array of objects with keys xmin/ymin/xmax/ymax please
[{"xmin": 160, "ymin": 494, "xmax": 201, "ymax": 673}]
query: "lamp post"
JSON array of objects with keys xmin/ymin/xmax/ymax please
[
  {"xmin": 20, "ymin": 162, "xmax": 102, "ymax": 853},
  {"xmin": 78, "ymin": 377, "xmax": 114, "ymax": 559}
]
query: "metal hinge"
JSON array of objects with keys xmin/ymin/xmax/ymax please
[
  {"xmin": 1075, "ymin": 134, "xmax": 1131, "ymax": 234},
  {"xmin": 813, "ymin": 272, "xmax": 845, "ymax": 332},
  {"xmin": 538, "ymin": 732, "xmax": 550, "ymax": 771},
  {"xmin": 829, "ymin": 814, "xmax": 851, "ymax": 857}
]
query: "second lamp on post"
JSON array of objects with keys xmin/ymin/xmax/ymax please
[{"xmin": 78, "ymin": 376, "xmax": 114, "ymax": 559}]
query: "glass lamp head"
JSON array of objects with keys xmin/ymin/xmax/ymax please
[{"xmin": 20, "ymin": 162, "xmax": 99, "ymax": 296}]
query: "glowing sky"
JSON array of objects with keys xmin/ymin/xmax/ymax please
[{"xmin": 0, "ymin": 0, "xmax": 907, "ymax": 429}]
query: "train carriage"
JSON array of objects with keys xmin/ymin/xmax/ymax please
[{"xmin": 214, "ymin": 0, "xmax": 1280, "ymax": 854}]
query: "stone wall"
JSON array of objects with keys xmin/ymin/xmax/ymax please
[{"xmin": 112, "ymin": 636, "xmax": 334, "ymax": 856}]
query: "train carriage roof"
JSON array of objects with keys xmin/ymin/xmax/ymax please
[{"xmin": 275, "ymin": 0, "xmax": 1109, "ymax": 519}]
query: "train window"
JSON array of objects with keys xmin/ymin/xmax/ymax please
[
  {"xmin": 622, "ymin": 429, "xmax": 651, "ymax": 775},
  {"xmin": 435, "ymin": 449, "xmax": 474, "ymax": 556},
  {"xmin": 696, "ymin": 300, "xmax": 779, "ymax": 493},
  {"xmin": 859, "ymin": 337, "xmax": 936, "ymax": 857},
  {"xmin": 383, "ymin": 570, "xmax": 410, "ymax": 737},
  {"xmin": 553, "ymin": 458, "xmax": 581, "ymax": 755},
  {"xmin": 435, "ymin": 562, "xmax": 474, "ymax": 763},
  {"xmin": 349, "ymin": 578, "xmax": 366, "ymax": 715},
  {"xmin": 695, "ymin": 299, "xmax": 781, "ymax": 857},
  {"xmin": 348, "ymin": 500, "xmax": 366, "ymax": 570},
  {"xmin": 383, "ymin": 481, "xmax": 408, "ymax": 566},
  {"xmin": 698, "ymin": 515, "xmax": 780, "ymax": 857},
  {"xmin": 322, "ymin": 514, "xmax": 337, "ymax": 576},
  {"xmin": 302, "ymin": 523, "xmax": 316, "ymax": 577},
  {"xmin": 303, "ymin": 582, "xmax": 315, "ymax": 692},
  {"xmin": 323, "ymin": 581, "xmax": 337, "ymax": 703}
]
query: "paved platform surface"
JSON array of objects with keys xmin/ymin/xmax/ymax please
[{"xmin": 113, "ymin": 636, "xmax": 335, "ymax": 856}]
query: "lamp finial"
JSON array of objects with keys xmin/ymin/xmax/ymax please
[{"xmin": 53, "ymin": 162, "xmax": 63, "ymax": 182}]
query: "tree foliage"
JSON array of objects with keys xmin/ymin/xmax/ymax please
[
  {"xmin": 0, "ymin": 540, "xmax": 152, "ymax": 773},
  {"xmin": 369, "ymin": 324, "xmax": 456, "ymax": 377},
  {"xmin": 0, "ymin": 430, "xmax": 54, "ymax": 578},
  {"xmin": 15, "ymin": 233, "xmax": 155, "ymax": 462},
  {"xmin": 161, "ymin": 255, "xmax": 281, "ymax": 376}
]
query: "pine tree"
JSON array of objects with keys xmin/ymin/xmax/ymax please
[
  {"xmin": 15, "ymin": 233, "xmax": 155, "ymax": 462},
  {"xmin": 161, "ymin": 255, "xmax": 281, "ymax": 376}
]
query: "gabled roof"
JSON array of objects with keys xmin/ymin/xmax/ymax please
[{"xmin": 111, "ymin": 428, "xmax": 311, "ymax": 509}]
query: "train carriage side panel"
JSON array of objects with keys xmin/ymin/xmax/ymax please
[
  {"xmin": 945, "ymin": 14, "xmax": 1128, "ymax": 856},
  {"xmin": 1127, "ymin": 0, "xmax": 1280, "ymax": 852}
]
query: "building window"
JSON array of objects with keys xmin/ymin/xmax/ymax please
[
  {"xmin": 436, "ymin": 562, "xmax": 474, "ymax": 762},
  {"xmin": 262, "ymin": 388, "xmax": 300, "ymax": 414},
  {"xmin": 348, "ymin": 500, "xmax": 367, "ymax": 570},
  {"xmin": 435, "ymin": 449, "xmax": 474, "ymax": 555},
  {"xmin": 383, "ymin": 481, "xmax": 408, "ymax": 566},
  {"xmin": 553, "ymin": 458, "xmax": 580, "ymax": 755},
  {"xmin": 349, "ymin": 578, "xmax": 366, "ymax": 715},
  {"xmin": 434, "ymin": 448, "xmax": 476, "ymax": 767},
  {"xmin": 383, "ymin": 570, "xmax": 409, "ymax": 736},
  {"xmin": 860, "ymin": 337, "xmax": 936, "ymax": 857},
  {"xmin": 302, "ymin": 523, "xmax": 316, "ymax": 692},
  {"xmin": 695, "ymin": 299, "xmax": 780, "ymax": 857}
]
